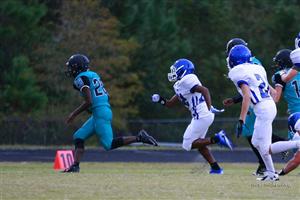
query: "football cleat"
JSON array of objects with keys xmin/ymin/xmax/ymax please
[
  {"xmin": 209, "ymin": 168, "xmax": 224, "ymax": 175},
  {"xmin": 281, "ymin": 151, "xmax": 289, "ymax": 160},
  {"xmin": 137, "ymin": 130, "xmax": 158, "ymax": 146},
  {"xmin": 257, "ymin": 172, "xmax": 279, "ymax": 181},
  {"xmin": 62, "ymin": 164, "xmax": 80, "ymax": 173},
  {"xmin": 215, "ymin": 130, "xmax": 233, "ymax": 150},
  {"xmin": 252, "ymin": 165, "xmax": 266, "ymax": 176}
]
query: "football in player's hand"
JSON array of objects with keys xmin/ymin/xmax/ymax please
[{"xmin": 152, "ymin": 94, "xmax": 161, "ymax": 103}]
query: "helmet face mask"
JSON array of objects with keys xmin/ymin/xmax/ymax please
[
  {"xmin": 228, "ymin": 45, "xmax": 252, "ymax": 68},
  {"xmin": 167, "ymin": 59, "xmax": 195, "ymax": 82},
  {"xmin": 65, "ymin": 54, "xmax": 90, "ymax": 78},
  {"xmin": 167, "ymin": 65, "xmax": 178, "ymax": 82}
]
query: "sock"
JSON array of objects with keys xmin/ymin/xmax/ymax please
[
  {"xmin": 73, "ymin": 162, "xmax": 80, "ymax": 166},
  {"xmin": 210, "ymin": 162, "xmax": 221, "ymax": 170},
  {"xmin": 270, "ymin": 141, "xmax": 300, "ymax": 154},
  {"xmin": 272, "ymin": 134, "xmax": 286, "ymax": 142},
  {"xmin": 210, "ymin": 136, "xmax": 220, "ymax": 144}
]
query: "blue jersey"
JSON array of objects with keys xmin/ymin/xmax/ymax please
[
  {"xmin": 283, "ymin": 71, "xmax": 300, "ymax": 114},
  {"xmin": 73, "ymin": 70, "xmax": 110, "ymax": 109}
]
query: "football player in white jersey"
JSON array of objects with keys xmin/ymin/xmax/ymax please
[
  {"xmin": 274, "ymin": 32, "xmax": 300, "ymax": 83},
  {"xmin": 152, "ymin": 58, "xmax": 233, "ymax": 174},
  {"xmin": 228, "ymin": 45, "xmax": 300, "ymax": 181}
]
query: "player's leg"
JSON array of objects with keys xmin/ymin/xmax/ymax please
[
  {"xmin": 252, "ymin": 102, "xmax": 278, "ymax": 180},
  {"xmin": 246, "ymin": 136, "xmax": 266, "ymax": 175},
  {"xmin": 243, "ymin": 109, "xmax": 266, "ymax": 175},
  {"xmin": 94, "ymin": 106, "xmax": 157, "ymax": 150},
  {"xmin": 279, "ymin": 151, "xmax": 300, "ymax": 175},
  {"xmin": 96, "ymin": 121, "xmax": 157, "ymax": 150},
  {"xmin": 269, "ymin": 140, "xmax": 300, "ymax": 154},
  {"xmin": 183, "ymin": 114, "xmax": 222, "ymax": 174},
  {"xmin": 64, "ymin": 116, "xmax": 95, "ymax": 172},
  {"xmin": 188, "ymin": 113, "xmax": 214, "ymax": 149}
]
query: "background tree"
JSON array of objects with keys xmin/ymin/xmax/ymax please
[
  {"xmin": 33, "ymin": 0, "xmax": 141, "ymax": 131},
  {"xmin": 0, "ymin": 0, "xmax": 49, "ymax": 116}
]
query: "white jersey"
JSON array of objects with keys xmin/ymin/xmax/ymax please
[
  {"xmin": 173, "ymin": 74, "xmax": 211, "ymax": 119},
  {"xmin": 228, "ymin": 63, "xmax": 272, "ymax": 105},
  {"xmin": 291, "ymin": 48, "xmax": 300, "ymax": 68}
]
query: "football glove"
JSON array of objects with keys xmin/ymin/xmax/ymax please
[
  {"xmin": 272, "ymin": 73, "xmax": 286, "ymax": 88},
  {"xmin": 236, "ymin": 120, "xmax": 244, "ymax": 138},
  {"xmin": 151, "ymin": 94, "xmax": 166, "ymax": 105},
  {"xmin": 210, "ymin": 106, "xmax": 225, "ymax": 114}
]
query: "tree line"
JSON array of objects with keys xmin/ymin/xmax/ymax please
[{"xmin": 1, "ymin": 0, "xmax": 300, "ymax": 132}]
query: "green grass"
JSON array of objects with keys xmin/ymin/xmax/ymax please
[{"xmin": 0, "ymin": 162, "xmax": 299, "ymax": 200}]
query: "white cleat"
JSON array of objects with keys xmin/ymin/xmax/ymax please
[{"xmin": 256, "ymin": 172, "xmax": 279, "ymax": 181}]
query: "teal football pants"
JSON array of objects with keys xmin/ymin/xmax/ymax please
[{"xmin": 73, "ymin": 106, "xmax": 113, "ymax": 150}]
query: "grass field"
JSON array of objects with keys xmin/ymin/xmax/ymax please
[{"xmin": 0, "ymin": 162, "xmax": 299, "ymax": 200}]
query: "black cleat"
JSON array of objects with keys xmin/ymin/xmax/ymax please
[
  {"xmin": 137, "ymin": 130, "xmax": 158, "ymax": 146},
  {"xmin": 281, "ymin": 151, "xmax": 289, "ymax": 160},
  {"xmin": 62, "ymin": 164, "xmax": 80, "ymax": 173},
  {"xmin": 252, "ymin": 165, "xmax": 266, "ymax": 176}
]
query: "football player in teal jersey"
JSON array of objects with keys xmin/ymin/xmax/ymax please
[
  {"xmin": 272, "ymin": 49, "xmax": 300, "ymax": 141},
  {"xmin": 223, "ymin": 38, "xmax": 286, "ymax": 176},
  {"xmin": 63, "ymin": 54, "xmax": 158, "ymax": 172}
]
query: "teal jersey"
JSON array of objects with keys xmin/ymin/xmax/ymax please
[
  {"xmin": 250, "ymin": 56, "xmax": 262, "ymax": 65},
  {"xmin": 283, "ymin": 71, "xmax": 300, "ymax": 114},
  {"xmin": 73, "ymin": 70, "xmax": 110, "ymax": 109}
]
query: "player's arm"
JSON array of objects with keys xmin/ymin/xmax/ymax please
[
  {"xmin": 282, "ymin": 68, "xmax": 298, "ymax": 82},
  {"xmin": 151, "ymin": 94, "xmax": 180, "ymax": 108},
  {"xmin": 283, "ymin": 49, "xmax": 300, "ymax": 82},
  {"xmin": 272, "ymin": 86, "xmax": 282, "ymax": 103},
  {"xmin": 271, "ymin": 71, "xmax": 285, "ymax": 102},
  {"xmin": 239, "ymin": 84, "xmax": 251, "ymax": 122},
  {"xmin": 66, "ymin": 87, "xmax": 92, "ymax": 124},
  {"xmin": 191, "ymin": 85, "xmax": 211, "ymax": 110},
  {"xmin": 66, "ymin": 77, "xmax": 92, "ymax": 124},
  {"xmin": 223, "ymin": 94, "xmax": 243, "ymax": 107},
  {"xmin": 269, "ymin": 85, "xmax": 278, "ymax": 102}
]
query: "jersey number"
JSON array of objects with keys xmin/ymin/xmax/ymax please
[
  {"xmin": 254, "ymin": 74, "xmax": 269, "ymax": 98},
  {"xmin": 291, "ymin": 80, "xmax": 300, "ymax": 98},
  {"xmin": 93, "ymin": 79, "xmax": 107, "ymax": 97}
]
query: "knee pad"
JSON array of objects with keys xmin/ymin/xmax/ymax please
[{"xmin": 74, "ymin": 138, "xmax": 85, "ymax": 150}]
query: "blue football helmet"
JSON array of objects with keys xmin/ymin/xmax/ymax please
[
  {"xmin": 168, "ymin": 58, "xmax": 195, "ymax": 82},
  {"xmin": 288, "ymin": 112, "xmax": 300, "ymax": 134},
  {"xmin": 228, "ymin": 45, "xmax": 252, "ymax": 68},
  {"xmin": 65, "ymin": 54, "xmax": 90, "ymax": 78},
  {"xmin": 295, "ymin": 32, "xmax": 300, "ymax": 49}
]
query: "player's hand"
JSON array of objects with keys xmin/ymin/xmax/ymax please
[
  {"xmin": 210, "ymin": 106, "xmax": 225, "ymax": 114},
  {"xmin": 272, "ymin": 73, "xmax": 286, "ymax": 87},
  {"xmin": 235, "ymin": 119, "xmax": 244, "ymax": 138},
  {"xmin": 65, "ymin": 112, "xmax": 76, "ymax": 124},
  {"xmin": 223, "ymin": 98, "xmax": 234, "ymax": 107}
]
